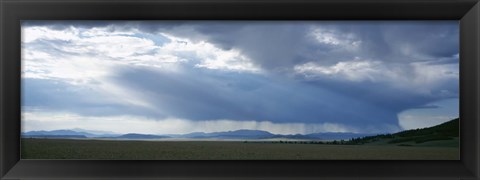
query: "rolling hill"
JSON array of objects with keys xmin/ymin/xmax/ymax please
[{"xmin": 345, "ymin": 118, "xmax": 459, "ymax": 147}]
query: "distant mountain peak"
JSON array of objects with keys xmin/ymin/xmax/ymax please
[
  {"xmin": 23, "ymin": 129, "xmax": 94, "ymax": 137},
  {"xmin": 70, "ymin": 128, "xmax": 117, "ymax": 135}
]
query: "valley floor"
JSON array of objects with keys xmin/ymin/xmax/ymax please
[{"xmin": 21, "ymin": 138, "xmax": 459, "ymax": 160}]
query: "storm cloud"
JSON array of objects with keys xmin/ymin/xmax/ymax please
[{"xmin": 21, "ymin": 21, "xmax": 459, "ymax": 134}]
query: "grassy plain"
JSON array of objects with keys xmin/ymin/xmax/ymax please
[{"xmin": 21, "ymin": 138, "xmax": 459, "ymax": 160}]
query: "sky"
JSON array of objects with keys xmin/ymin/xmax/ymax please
[{"xmin": 21, "ymin": 21, "xmax": 459, "ymax": 135}]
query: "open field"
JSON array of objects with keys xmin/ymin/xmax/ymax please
[{"xmin": 21, "ymin": 138, "xmax": 459, "ymax": 160}]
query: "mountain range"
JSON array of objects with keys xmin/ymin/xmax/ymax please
[
  {"xmin": 23, "ymin": 129, "xmax": 120, "ymax": 138},
  {"xmin": 22, "ymin": 129, "xmax": 373, "ymax": 140}
]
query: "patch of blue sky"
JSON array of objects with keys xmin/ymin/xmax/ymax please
[{"xmin": 130, "ymin": 33, "xmax": 171, "ymax": 46}]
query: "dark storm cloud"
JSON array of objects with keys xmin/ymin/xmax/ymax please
[
  {"xmin": 134, "ymin": 21, "xmax": 459, "ymax": 68},
  {"xmin": 23, "ymin": 20, "xmax": 459, "ymax": 67},
  {"xmin": 299, "ymin": 76, "xmax": 458, "ymax": 113},
  {"xmin": 158, "ymin": 21, "xmax": 459, "ymax": 115},
  {"xmin": 108, "ymin": 66, "xmax": 398, "ymax": 129},
  {"xmin": 379, "ymin": 21, "xmax": 459, "ymax": 59},
  {"xmin": 155, "ymin": 21, "xmax": 333, "ymax": 69}
]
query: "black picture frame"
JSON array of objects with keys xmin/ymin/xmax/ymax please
[{"xmin": 1, "ymin": 0, "xmax": 479, "ymax": 179}]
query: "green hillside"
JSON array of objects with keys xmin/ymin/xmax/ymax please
[{"xmin": 345, "ymin": 118, "xmax": 459, "ymax": 147}]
